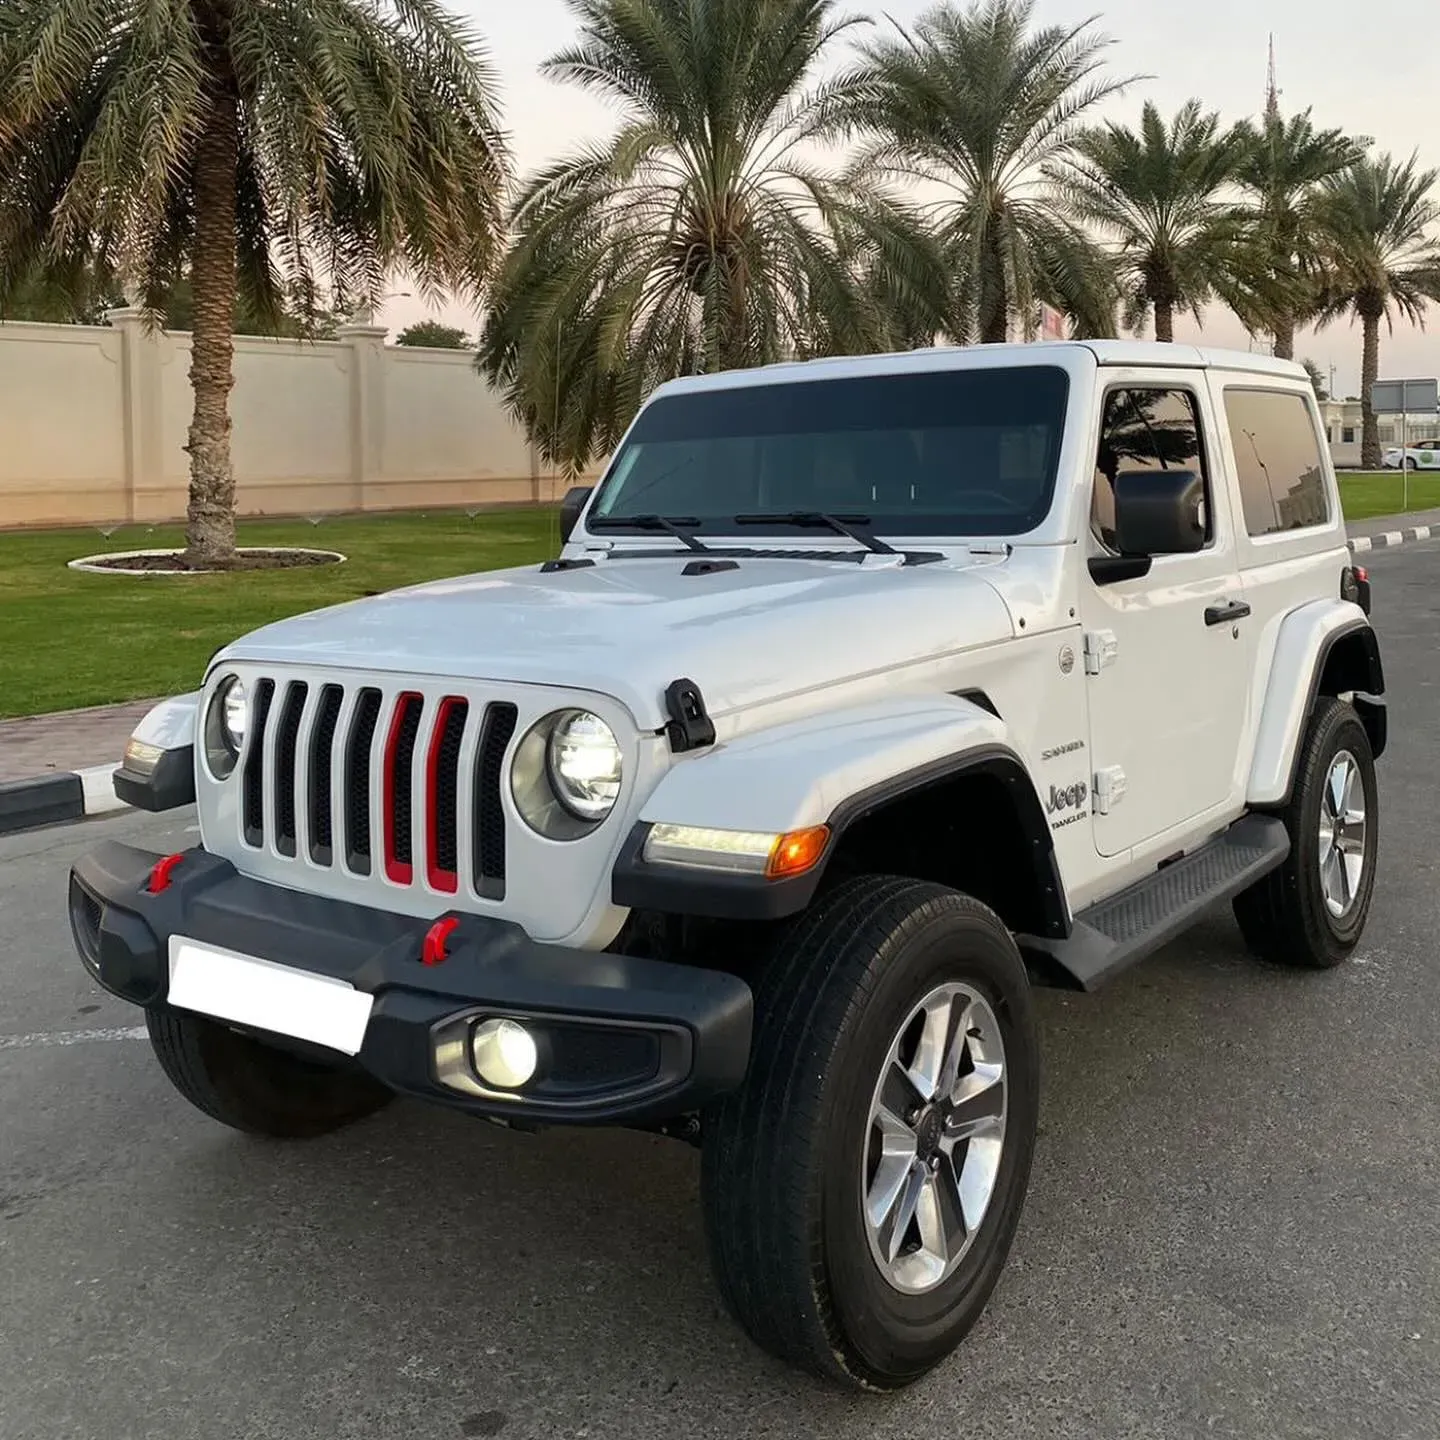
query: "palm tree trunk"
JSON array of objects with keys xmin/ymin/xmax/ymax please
[
  {"xmin": 1359, "ymin": 305, "xmax": 1382, "ymax": 470},
  {"xmin": 1272, "ymin": 315, "xmax": 1295, "ymax": 361},
  {"xmin": 1153, "ymin": 302, "xmax": 1174, "ymax": 344},
  {"xmin": 183, "ymin": 38, "xmax": 240, "ymax": 567},
  {"xmin": 979, "ymin": 273, "xmax": 1008, "ymax": 344},
  {"xmin": 978, "ymin": 227, "xmax": 1008, "ymax": 345}
]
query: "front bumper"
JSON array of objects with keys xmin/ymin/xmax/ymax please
[{"xmin": 69, "ymin": 843, "xmax": 753, "ymax": 1125}]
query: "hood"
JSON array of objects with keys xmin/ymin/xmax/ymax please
[{"xmin": 220, "ymin": 553, "xmax": 1016, "ymax": 728}]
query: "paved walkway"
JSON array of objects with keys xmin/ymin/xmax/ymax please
[
  {"xmin": 0, "ymin": 699, "xmax": 158, "ymax": 783},
  {"xmin": 1349, "ymin": 504, "xmax": 1440, "ymax": 537}
]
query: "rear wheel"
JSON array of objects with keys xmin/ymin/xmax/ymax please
[
  {"xmin": 1233, "ymin": 697, "xmax": 1378, "ymax": 968},
  {"xmin": 701, "ymin": 877, "xmax": 1039, "ymax": 1390},
  {"xmin": 146, "ymin": 1008, "xmax": 392, "ymax": 1138}
]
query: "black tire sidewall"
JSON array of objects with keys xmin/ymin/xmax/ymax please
[
  {"xmin": 817, "ymin": 901, "xmax": 1038, "ymax": 1383},
  {"xmin": 1290, "ymin": 703, "xmax": 1379, "ymax": 957},
  {"xmin": 148, "ymin": 1007, "xmax": 391, "ymax": 1138}
]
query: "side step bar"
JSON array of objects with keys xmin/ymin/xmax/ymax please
[{"xmin": 1019, "ymin": 814, "xmax": 1290, "ymax": 991}]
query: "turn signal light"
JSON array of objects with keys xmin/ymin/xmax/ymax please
[
  {"xmin": 644, "ymin": 822, "xmax": 832, "ymax": 879},
  {"xmin": 766, "ymin": 826, "xmax": 831, "ymax": 879}
]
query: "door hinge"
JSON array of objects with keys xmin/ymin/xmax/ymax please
[
  {"xmin": 1083, "ymin": 630, "xmax": 1119, "ymax": 675},
  {"xmin": 663, "ymin": 677, "xmax": 716, "ymax": 753},
  {"xmin": 1093, "ymin": 765, "xmax": 1127, "ymax": 815}
]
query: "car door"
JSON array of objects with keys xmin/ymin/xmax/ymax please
[{"xmin": 1082, "ymin": 377, "xmax": 1255, "ymax": 859}]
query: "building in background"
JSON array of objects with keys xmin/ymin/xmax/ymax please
[{"xmin": 1317, "ymin": 397, "xmax": 1440, "ymax": 468}]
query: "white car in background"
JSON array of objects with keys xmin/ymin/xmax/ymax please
[{"xmin": 1382, "ymin": 442, "xmax": 1440, "ymax": 469}]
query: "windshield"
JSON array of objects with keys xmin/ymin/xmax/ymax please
[{"xmin": 588, "ymin": 364, "xmax": 1070, "ymax": 538}]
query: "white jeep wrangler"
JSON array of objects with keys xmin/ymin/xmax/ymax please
[{"xmin": 71, "ymin": 341, "xmax": 1385, "ymax": 1391}]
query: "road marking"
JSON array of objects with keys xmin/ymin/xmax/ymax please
[{"xmin": 0, "ymin": 1026, "xmax": 147, "ymax": 1051}]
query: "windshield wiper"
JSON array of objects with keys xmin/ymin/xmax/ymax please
[
  {"xmin": 734, "ymin": 512, "xmax": 898, "ymax": 556},
  {"xmin": 589, "ymin": 514, "xmax": 710, "ymax": 552}
]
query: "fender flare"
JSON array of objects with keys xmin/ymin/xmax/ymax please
[
  {"xmin": 1247, "ymin": 602, "xmax": 1384, "ymax": 807},
  {"xmin": 612, "ymin": 695, "xmax": 1067, "ymax": 932}
]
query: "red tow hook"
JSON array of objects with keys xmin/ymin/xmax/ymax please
[
  {"xmin": 147, "ymin": 853, "xmax": 186, "ymax": 894},
  {"xmin": 422, "ymin": 915, "xmax": 461, "ymax": 967}
]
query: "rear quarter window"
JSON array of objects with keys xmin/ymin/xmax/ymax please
[{"xmin": 1223, "ymin": 389, "xmax": 1331, "ymax": 536}]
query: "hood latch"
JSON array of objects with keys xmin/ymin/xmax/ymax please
[{"xmin": 664, "ymin": 678, "xmax": 717, "ymax": 753}]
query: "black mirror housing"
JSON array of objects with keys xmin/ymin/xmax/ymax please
[
  {"xmin": 559, "ymin": 486, "xmax": 593, "ymax": 545},
  {"xmin": 1113, "ymin": 470, "xmax": 1206, "ymax": 557}
]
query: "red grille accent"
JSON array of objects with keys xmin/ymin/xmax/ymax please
[
  {"xmin": 382, "ymin": 692, "xmax": 423, "ymax": 885},
  {"xmin": 425, "ymin": 697, "xmax": 467, "ymax": 894}
]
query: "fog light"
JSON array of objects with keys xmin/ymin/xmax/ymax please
[{"xmin": 470, "ymin": 1018, "xmax": 538, "ymax": 1090}]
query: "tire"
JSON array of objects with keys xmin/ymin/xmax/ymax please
[
  {"xmin": 1233, "ymin": 697, "xmax": 1378, "ymax": 968},
  {"xmin": 1404, "ymin": 456, "xmax": 1418, "ymax": 471},
  {"xmin": 146, "ymin": 1008, "xmax": 393, "ymax": 1138},
  {"xmin": 701, "ymin": 877, "xmax": 1039, "ymax": 1390}
]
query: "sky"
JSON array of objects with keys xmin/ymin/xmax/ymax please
[{"xmin": 381, "ymin": 0, "xmax": 1440, "ymax": 399}]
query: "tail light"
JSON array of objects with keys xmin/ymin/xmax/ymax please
[{"xmin": 1341, "ymin": 565, "xmax": 1371, "ymax": 615}]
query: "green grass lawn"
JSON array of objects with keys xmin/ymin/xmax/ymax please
[
  {"xmin": 0, "ymin": 510, "xmax": 559, "ymax": 719},
  {"xmin": 1336, "ymin": 470, "xmax": 1440, "ymax": 520},
  {"xmin": 1, "ymin": 475, "xmax": 1433, "ymax": 720}
]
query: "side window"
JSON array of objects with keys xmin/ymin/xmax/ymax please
[
  {"xmin": 1091, "ymin": 388, "xmax": 1206, "ymax": 552},
  {"xmin": 1224, "ymin": 389, "xmax": 1330, "ymax": 536}
]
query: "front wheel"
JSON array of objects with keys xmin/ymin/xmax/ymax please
[
  {"xmin": 146, "ymin": 1008, "xmax": 393, "ymax": 1138},
  {"xmin": 1233, "ymin": 697, "xmax": 1379, "ymax": 968},
  {"xmin": 701, "ymin": 877, "xmax": 1039, "ymax": 1390}
]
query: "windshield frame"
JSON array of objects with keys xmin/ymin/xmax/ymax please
[{"xmin": 578, "ymin": 354, "xmax": 1082, "ymax": 546}]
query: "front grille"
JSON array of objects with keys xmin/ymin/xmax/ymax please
[
  {"xmin": 242, "ymin": 679, "xmax": 276, "ymax": 847},
  {"xmin": 428, "ymin": 699, "xmax": 469, "ymax": 892},
  {"xmin": 273, "ymin": 681, "xmax": 308, "ymax": 858},
  {"xmin": 238, "ymin": 680, "xmax": 518, "ymax": 900},
  {"xmin": 475, "ymin": 703, "xmax": 518, "ymax": 900},
  {"xmin": 308, "ymin": 685, "xmax": 343, "ymax": 865},
  {"xmin": 345, "ymin": 689, "xmax": 383, "ymax": 873}
]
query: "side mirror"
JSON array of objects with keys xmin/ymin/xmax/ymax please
[
  {"xmin": 1113, "ymin": 470, "xmax": 1206, "ymax": 557},
  {"xmin": 559, "ymin": 486, "xmax": 593, "ymax": 545}
]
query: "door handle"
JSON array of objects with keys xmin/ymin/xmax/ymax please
[{"xmin": 1204, "ymin": 599, "xmax": 1251, "ymax": 627}]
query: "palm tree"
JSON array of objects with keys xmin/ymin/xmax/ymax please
[
  {"xmin": 1057, "ymin": 100, "xmax": 1264, "ymax": 343},
  {"xmin": 822, "ymin": 0, "xmax": 1132, "ymax": 345},
  {"xmin": 480, "ymin": 0, "xmax": 949, "ymax": 475},
  {"xmin": 1235, "ymin": 108, "xmax": 1367, "ymax": 358},
  {"xmin": 0, "ymin": 0, "xmax": 507, "ymax": 565},
  {"xmin": 1313, "ymin": 154, "xmax": 1440, "ymax": 468}
]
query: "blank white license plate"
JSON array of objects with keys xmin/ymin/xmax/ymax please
[{"xmin": 167, "ymin": 936, "xmax": 374, "ymax": 1056}]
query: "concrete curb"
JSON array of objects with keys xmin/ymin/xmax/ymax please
[
  {"xmin": 0, "ymin": 765, "xmax": 126, "ymax": 837},
  {"xmin": 1348, "ymin": 524, "xmax": 1434, "ymax": 553}
]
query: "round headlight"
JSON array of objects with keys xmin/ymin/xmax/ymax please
[
  {"xmin": 220, "ymin": 677, "xmax": 248, "ymax": 752},
  {"xmin": 546, "ymin": 711, "xmax": 623, "ymax": 821},
  {"xmin": 203, "ymin": 675, "xmax": 248, "ymax": 780}
]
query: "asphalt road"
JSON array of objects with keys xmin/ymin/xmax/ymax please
[{"xmin": 4, "ymin": 542, "xmax": 1439, "ymax": 1440}]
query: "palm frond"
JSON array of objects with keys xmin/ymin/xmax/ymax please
[{"xmin": 481, "ymin": 0, "xmax": 948, "ymax": 473}]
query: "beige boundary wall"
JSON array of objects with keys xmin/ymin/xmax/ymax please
[{"xmin": 0, "ymin": 310, "xmax": 588, "ymax": 529}]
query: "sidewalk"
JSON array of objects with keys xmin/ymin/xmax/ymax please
[
  {"xmin": 1346, "ymin": 505, "xmax": 1440, "ymax": 551},
  {"xmin": 0, "ymin": 698, "xmax": 157, "ymax": 785}
]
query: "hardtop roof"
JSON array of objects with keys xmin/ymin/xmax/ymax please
[{"xmin": 650, "ymin": 340, "xmax": 1308, "ymax": 399}]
